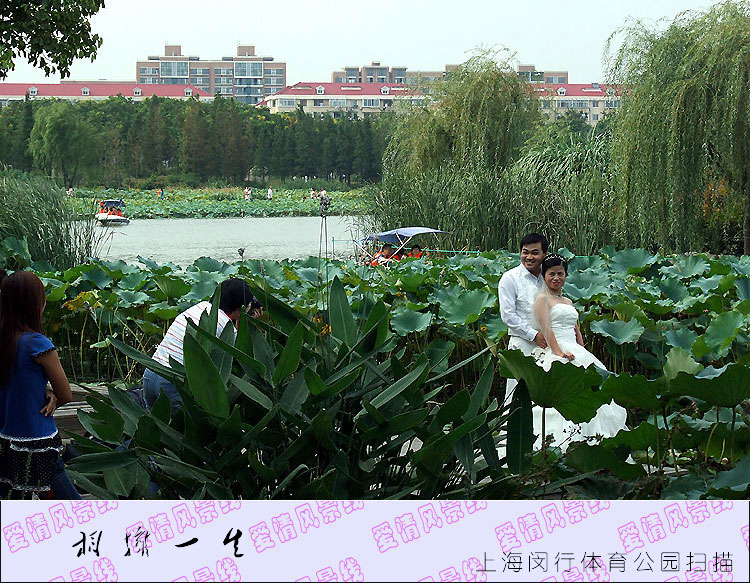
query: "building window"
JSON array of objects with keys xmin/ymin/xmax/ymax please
[
  {"xmin": 542, "ymin": 100, "xmax": 551, "ymax": 109},
  {"xmin": 366, "ymin": 76, "xmax": 373, "ymax": 82},
  {"xmin": 184, "ymin": 88, "xmax": 192, "ymax": 97},
  {"xmin": 313, "ymin": 99, "xmax": 325, "ymax": 107},
  {"xmin": 81, "ymin": 87, "xmax": 90, "ymax": 96},
  {"xmin": 593, "ymin": 114, "xmax": 599, "ymax": 121},
  {"xmin": 279, "ymin": 99, "xmax": 296, "ymax": 107},
  {"xmin": 605, "ymin": 100, "xmax": 620, "ymax": 109},
  {"xmin": 235, "ymin": 61, "xmax": 262, "ymax": 77},
  {"xmin": 394, "ymin": 76, "xmax": 404, "ymax": 84},
  {"xmin": 316, "ymin": 86, "xmax": 325, "ymax": 95},
  {"xmin": 363, "ymin": 98, "xmax": 380, "ymax": 107},
  {"xmin": 380, "ymin": 86, "xmax": 390, "ymax": 95},
  {"xmin": 163, "ymin": 78, "xmax": 187, "ymax": 84},
  {"xmin": 592, "ymin": 100, "xmax": 600, "ymax": 107},
  {"xmin": 161, "ymin": 61, "xmax": 187, "ymax": 77},
  {"xmin": 133, "ymin": 88, "xmax": 142, "ymax": 97},
  {"xmin": 329, "ymin": 98, "xmax": 346, "ymax": 108},
  {"xmin": 557, "ymin": 87, "xmax": 566, "ymax": 96},
  {"xmin": 347, "ymin": 77, "xmax": 357, "ymax": 83},
  {"xmin": 29, "ymin": 86, "xmax": 38, "ymax": 96},
  {"xmin": 140, "ymin": 67, "xmax": 147, "ymax": 74}
]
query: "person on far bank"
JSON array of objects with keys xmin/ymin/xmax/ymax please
[
  {"xmin": 498, "ymin": 233, "xmax": 549, "ymax": 406},
  {"xmin": 0, "ymin": 271, "xmax": 81, "ymax": 500},
  {"xmin": 143, "ymin": 278, "xmax": 262, "ymax": 413}
]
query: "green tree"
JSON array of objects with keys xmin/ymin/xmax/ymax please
[
  {"xmin": 1, "ymin": 0, "xmax": 105, "ymax": 78},
  {"xmin": 28, "ymin": 101, "xmax": 97, "ymax": 186},
  {"xmin": 180, "ymin": 98, "xmax": 209, "ymax": 178},
  {"xmin": 140, "ymin": 96, "xmax": 168, "ymax": 176},
  {"xmin": 608, "ymin": 1, "xmax": 750, "ymax": 253}
]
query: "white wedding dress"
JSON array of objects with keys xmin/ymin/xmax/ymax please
[{"xmin": 531, "ymin": 303, "xmax": 627, "ymax": 452}]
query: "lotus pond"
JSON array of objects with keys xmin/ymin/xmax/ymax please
[
  {"xmin": 13, "ymin": 244, "xmax": 750, "ymax": 500},
  {"xmin": 67, "ymin": 187, "xmax": 371, "ymax": 219}
]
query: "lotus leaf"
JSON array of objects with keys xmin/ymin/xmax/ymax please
[
  {"xmin": 80, "ymin": 267, "xmax": 114, "ymax": 289},
  {"xmin": 663, "ymin": 347, "xmax": 703, "ymax": 380},
  {"xmin": 609, "ymin": 248, "xmax": 658, "ymax": 274},
  {"xmin": 435, "ymin": 287, "xmax": 497, "ymax": 325},
  {"xmin": 708, "ymin": 454, "xmax": 750, "ymax": 498},
  {"xmin": 665, "ymin": 364, "xmax": 750, "ymax": 408},
  {"xmin": 497, "ymin": 350, "xmax": 606, "ymax": 423},
  {"xmin": 659, "ymin": 256, "xmax": 709, "ymax": 279},
  {"xmin": 390, "ymin": 310, "xmax": 433, "ymax": 336},
  {"xmin": 113, "ymin": 289, "xmax": 151, "ymax": 308},
  {"xmin": 735, "ymin": 277, "xmax": 750, "ymax": 301},
  {"xmin": 659, "ymin": 277, "xmax": 689, "ymax": 302},
  {"xmin": 590, "ymin": 319, "xmax": 645, "ymax": 345},
  {"xmin": 665, "ymin": 328, "xmax": 698, "ymax": 351},
  {"xmin": 703, "ymin": 311, "xmax": 745, "ymax": 354}
]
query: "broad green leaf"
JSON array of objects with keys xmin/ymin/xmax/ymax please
[
  {"xmin": 497, "ymin": 350, "xmax": 606, "ymax": 423},
  {"xmin": 708, "ymin": 455, "xmax": 750, "ymax": 498},
  {"xmin": 590, "ymin": 319, "xmax": 645, "ymax": 345},
  {"xmin": 103, "ymin": 467, "xmax": 137, "ymax": 497},
  {"xmin": 704, "ymin": 311, "xmax": 745, "ymax": 354},
  {"xmin": 506, "ymin": 380, "xmax": 533, "ymax": 473},
  {"xmin": 390, "ymin": 310, "xmax": 433, "ymax": 336},
  {"xmin": 329, "ymin": 276, "xmax": 357, "ymax": 347},
  {"xmin": 609, "ymin": 248, "xmax": 658, "ymax": 274},
  {"xmin": 665, "ymin": 328, "xmax": 698, "ymax": 351},
  {"xmin": 659, "ymin": 256, "xmax": 709, "ymax": 279},
  {"xmin": 230, "ymin": 374, "xmax": 273, "ymax": 410},
  {"xmin": 663, "ymin": 347, "xmax": 703, "ymax": 380},
  {"xmin": 436, "ymin": 390, "xmax": 470, "ymax": 426},
  {"xmin": 272, "ymin": 322, "xmax": 304, "ymax": 383},
  {"xmin": 370, "ymin": 361, "xmax": 429, "ymax": 409},
  {"xmin": 436, "ymin": 287, "xmax": 496, "ymax": 325},
  {"xmin": 183, "ymin": 332, "xmax": 229, "ymax": 419}
]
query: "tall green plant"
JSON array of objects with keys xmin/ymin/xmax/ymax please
[
  {"xmin": 67, "ymin": 278, "xmax": 512, "ymax": 499},
  {"xmin": 0, "ymin": 168, "xmax": 103, "ymax": 268},
  {"xmin": 607, "ymin": 1, "xmax": 750, "ymax": 253}
]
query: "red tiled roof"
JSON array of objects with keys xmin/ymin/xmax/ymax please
[
  {"xmin": 271, "ymin": 82, "xmax": 419, "ymax": 96},
  {"xmin": 0, "ymin": 82, "xmax": 210, "ymax": 98},
  {"xmin": 532, "ymin": 83, "xmax": 621, "ymax": 98}
]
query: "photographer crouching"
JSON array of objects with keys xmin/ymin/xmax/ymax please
[{"xmin": 143, "ymin": 278, "xmax": 262, "ymax": 413}]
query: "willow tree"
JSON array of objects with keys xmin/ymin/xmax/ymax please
[
  {"xmin": 376, "ymin": 52, "xmax": 540, "ymax": 251},
  {"xmin": 608, "ymin": 1, "xmax": 750, "ymax": 253}
]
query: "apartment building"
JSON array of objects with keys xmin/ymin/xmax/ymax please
[
  {"xmin": 518, "ymin": 64, "xmax": 569, "ymax": 84},
  {"xmin": 261, "ymin": 82, "xmax": 424, "ymax": 117},
  {"xmin": 0, "ymin": 81, "xmax": 209, "ymax": 107},
  {"xmin": 534, "ymin": 83, "xmax": 621, "ymax": 125},
  {"xmin": 136, "ymin": 44, "xmax": 286, "ymax": 104},
  {"xmin": 331, "ymin": 62, "xmax": 458, "ymax": 86}
]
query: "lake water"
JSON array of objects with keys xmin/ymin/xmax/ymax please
[{"xmin": 98, "ymin": 216, "xmax": 361, "ymax": 266}]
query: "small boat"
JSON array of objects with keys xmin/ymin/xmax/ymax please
[{"xmin": 96, "ymin": 199, "xmax": 130, "ymax": 226}]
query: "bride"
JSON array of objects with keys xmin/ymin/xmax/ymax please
[{"xmin": 530, "ymin": 254, "xmax": 627, "ymax": 452}]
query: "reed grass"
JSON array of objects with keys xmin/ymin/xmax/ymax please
[{"xmin": 0, "ymin": 168, "xmax": 105, "ymax": 268}]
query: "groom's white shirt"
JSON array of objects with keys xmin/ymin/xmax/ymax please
[{"xmin": 498, "ymin": 263, "xmax": 544, "ymax": 343}]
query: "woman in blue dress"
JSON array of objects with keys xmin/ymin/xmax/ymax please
[{"xmin": 0, "ymin": 271, "xmax": 80, "ymax": 499}]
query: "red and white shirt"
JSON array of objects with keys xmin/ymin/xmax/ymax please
[{"xmin": 152, "ymin": 301, "xmax": 233, "ymax": 367}]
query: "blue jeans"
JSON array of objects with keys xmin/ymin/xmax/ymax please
[
  {"xmin": 142, "ymin": 368, "xmax": 181, "ymax": 414},
  {"xmin": 51, "ymin": 454, "xmax": 82, "ymax": 500},
  {"xmin": 0, "ymin": 454, "xmax": 81, "ymax": 500}
]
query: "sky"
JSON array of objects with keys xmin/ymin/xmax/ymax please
[{"xmin": 5, "ymin": 0, "xmax": 716, "ymax": 85}]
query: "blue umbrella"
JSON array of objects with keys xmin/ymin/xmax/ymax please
[{"xmin": 363, "ymin": 227, "xmax": 448, "ymax": 244}]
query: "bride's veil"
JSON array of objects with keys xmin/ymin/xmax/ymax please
[{"xmin": 530, "ymin": 285, "xmax": 553, "ymax": 334}]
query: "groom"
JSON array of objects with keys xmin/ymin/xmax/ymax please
[{"xmin": 498, "ymin": 233, "xmax": 549, "ymax": 405}]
